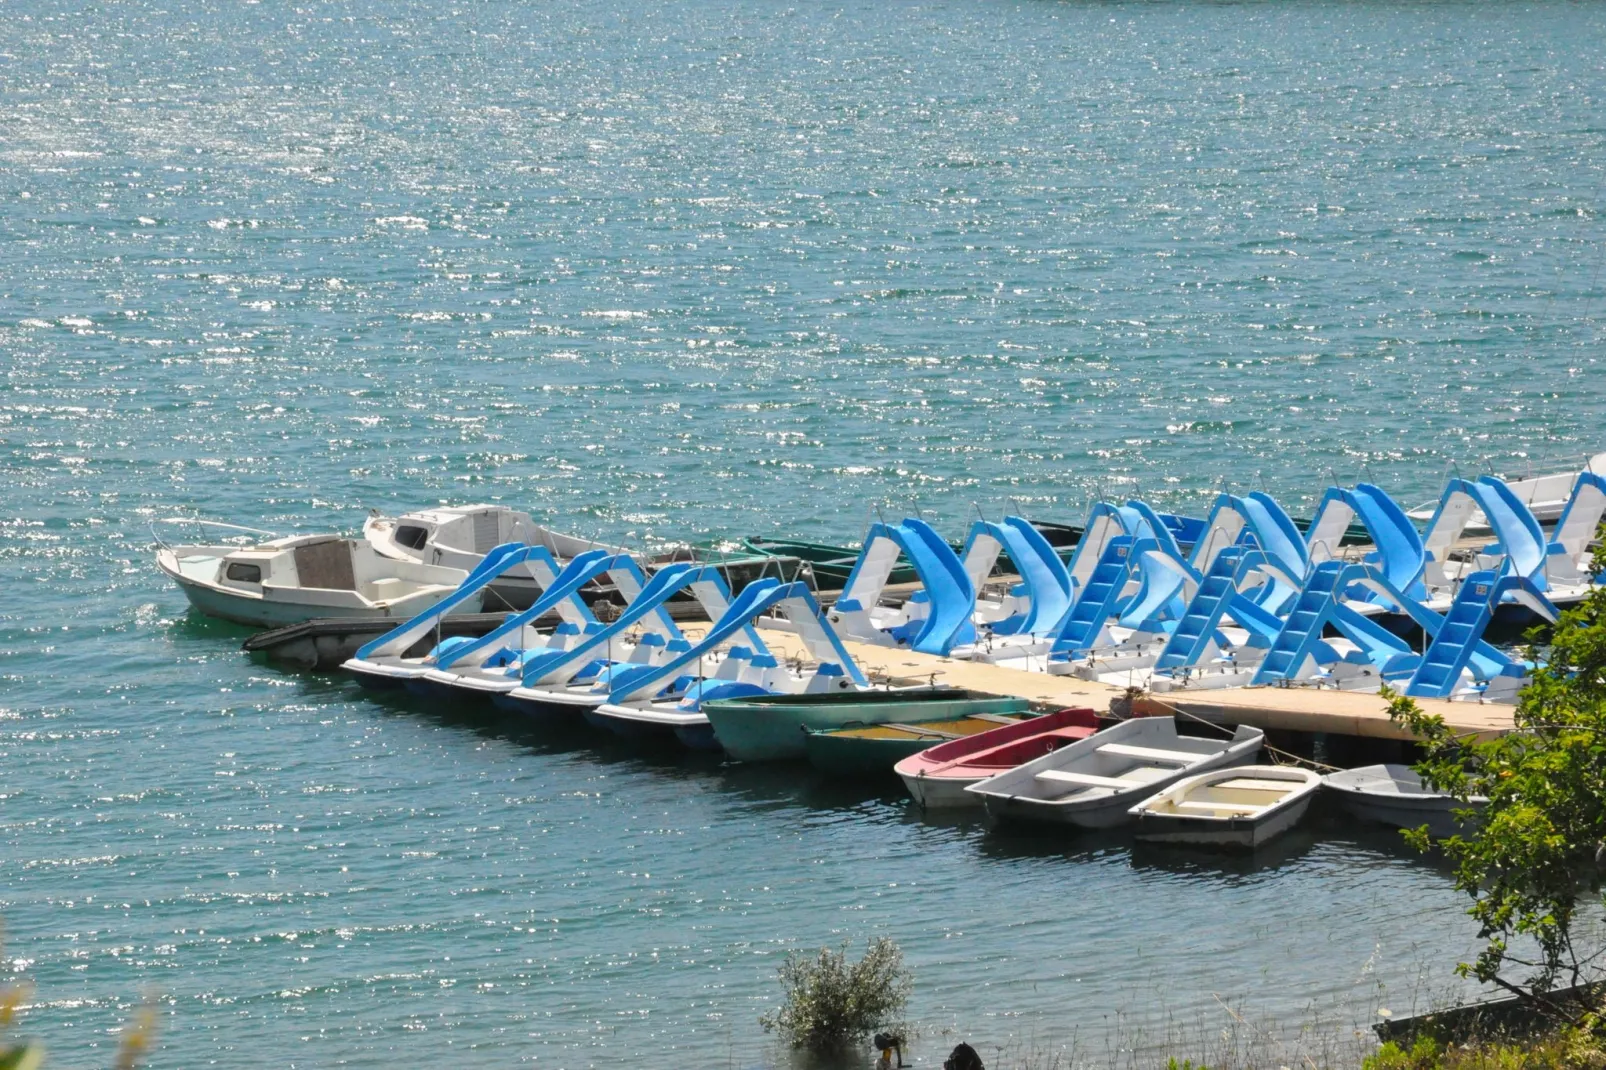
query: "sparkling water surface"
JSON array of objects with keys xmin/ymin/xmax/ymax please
[{"xmin": 3, "ymin": 0, "xmax": 1604, "ymax": 1064}]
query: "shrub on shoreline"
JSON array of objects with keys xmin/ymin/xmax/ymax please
[{"xmin": 759, "ymin": 937, "xmax": 912, "ymax": 1059}]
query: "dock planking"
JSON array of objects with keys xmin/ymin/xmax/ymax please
[{"xmin": 750, "ymin": 623, "xmax": 1512, "ymax": 742}]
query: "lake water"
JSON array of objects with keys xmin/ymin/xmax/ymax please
[{"xmin": 2, "ymin": 0, "xmax": 1603, "ymax": 1064}]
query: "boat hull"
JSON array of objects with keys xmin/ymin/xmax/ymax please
[
  {"xmin": 803, "ymin": 715, "xmax": 1029, "ymax": 777},
  {"xmin": 971, "ymin": 720, "xmax": 1266, "ymax": 829},
  {"xmin": 340, "ymin": 657, "xmax": 432, "ymax": 691},
  {"xmin": 491, "ymin": 688, "xmax": 602, "ymax": 726},
  {"xmin": 1323, "ymin": 764, "xmax": 1486, "ymax": 839},
  {"xmin": 705, "ymin": 689, "xmax": 1030, "ymax": 763},
  {"xmin": 894, "ymin": 708, "xmax": 1103, "ymax": 808},
  {"xmin": 172, "ymin": 573, "xmax": 447, "ymax": 629},
  {"xmin": 900, "ymin": 772, "xmax": 991, "ymax": 809},
  {"xmin": 804, "ymin": 732, "xmax": 939, "ymax": 777},
  {"xmin": 1133, "ymin": 795, "xmax": 1315, "ymax": 848}
]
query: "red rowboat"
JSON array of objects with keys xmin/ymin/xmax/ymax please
[{"xmin": 895, "ymin": 707, "xmax": 1101, "ymax": 809}]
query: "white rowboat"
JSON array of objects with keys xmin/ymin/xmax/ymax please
[
  {"xmin": 967, "ymin": 718, "xmax": 1265, "ymax": 829},
  {"xmin": 1129, "ymin": 765, "xmax": 1323, "ymax": 848},
  {"xmin": 1322, "ymin": 763, "xmax": 1485, "ymax": 839}
]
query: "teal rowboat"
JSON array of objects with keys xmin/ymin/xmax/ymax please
[
  {"xmin": 704, "ymin": 688, "xmax": 1033, "ymax": 763},
  {"xmin": 802, "ymin": 713, "xmax": 1032, "ymax": 777}
]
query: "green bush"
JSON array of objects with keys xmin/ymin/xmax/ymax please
[
  {"xmin": 1362, "ymin": 1026, "xmax": 1606, "ymax": 1070},
  {"xmin": 759, "ymin": 937, "xmax": 912, "ymax": 1056}
]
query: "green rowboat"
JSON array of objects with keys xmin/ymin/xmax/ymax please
[
  {"xmin": 803, "ymin": 713, "xmax": 1032, "ymax": 777},
  {"xmin": 704, "ymin": 687, "xmax": 1033, "ymax": 763}
]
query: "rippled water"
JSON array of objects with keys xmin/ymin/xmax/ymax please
[{"xmin": 3, "ymin": 0, "xmax": 1604, "ymax": 1064}]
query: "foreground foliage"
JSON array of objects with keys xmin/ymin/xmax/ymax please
[
  {"xmin": 1365, "ymin": 1025, "xmax": 1606, "ymax": 1070},
  {"xmin": 1388, "ymin": 536, "xmax": 1606, "ymax": 1022},
  {"xmin": 759, "ymin": 937, "xmax": 912, "ymax": 1055}
]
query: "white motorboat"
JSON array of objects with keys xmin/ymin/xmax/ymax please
[
  {"xmin": 364, "ymin": 503, "xmax": 812, "ymax": 611},
  {"xmin": 1322, "ymin": 763, "xmax": 1486, "ymax": 839},
  {"xmin": 1129, "ymin": 765, "xmax": 1323, "ymax": 848},
  {"xmin": 1406, "ymin": 451, "xmax": 1606, "ymax": 529},
  {"xmin": 967, "ymin": 717, "xmax": 1265, "ymax": 829},
  {"xmin": 154, "ymin": 520, "xmax": 474, "ymax": 629},
  {"xmin": 364, "ymin": 505, "xmax": 618, "ymax": 609}
]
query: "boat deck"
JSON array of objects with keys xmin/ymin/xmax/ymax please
[{"xmin": 750, "ymin": 626, "xmax": 1511, "ymax": 742}]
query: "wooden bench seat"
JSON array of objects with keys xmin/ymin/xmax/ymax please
[
  {"xmin": 1095, "ymin": 742, "xmax": 1204, "ymax": 765},
  {"xmin": 1034, "ymin": 769, "xmax": 1133, "ymax": 790}
]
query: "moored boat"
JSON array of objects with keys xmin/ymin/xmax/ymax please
[
  {"xmin": 894, "ymin": 708, "xmax": 1102, "ymax": 809},
  {"xmin": 705, "ymin": 688, "xmax": 1030, "ymax": 763},
  {"xmin": 1322, "ymin": 763, "xmax": 1486, "ymax": 839},
  {"xmin": 1128, "ymin": 765, "xmax": 1323, "ymax": 848},
  {"xmin": 968, "ymin": 718, "xmax": 1264, "ymax": 829},
  {"xmin": 155, "ymin": 520, "xmax": 474, "ymax": 628},
  {"xmin": 369, "ymin": 504, "xmax": 811, "ymax": 612},
  {"xmin": 586, "ymin": 580, "xmax": 870, "ymax": 750},
  {"xmin": 799, "ymin": 709, "xmax": 1034, "ymax": 777}
]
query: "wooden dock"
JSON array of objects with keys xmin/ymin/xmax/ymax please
[
  {"xmin": 245, "ymin": 610, "xmax": 1515, "ymax": 743},
  {"xmin": 754, "ymin": 627, "xmax": 1513, "ymax": 742}
]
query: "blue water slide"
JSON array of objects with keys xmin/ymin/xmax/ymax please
[
  {"xmin": 1551, "ymin": 472, "xmax": 1606, "ymax": 561},
  {"xmin": 1423, "ymin": 477, "xmax": 1548, "ymax": 586},
  {"xmin": 608, "ymin": 580, "xmax": 862, "ymax": 705},
  {"xmin": 1243, "ymin": 492, "xmax": 1310, "ymax": 576},
  {"xmin": 434, "ymin": 550, "xmax": 642, "ymax": 671},
  {"xmin": 1324, "ymin": 601, "xmax": 1418, "ymax": 672},
  {"xmin": 1307, "ymin": 483, "xmax": 1427, "ymax": 601},
  {"xmin": 1252, "ymin": 564, "xmax": 1419, "ymax": 685},
  {"xmin": 1051, "ymin": 536, "xmax": 1135, "ymax": 661},
  {"xmin": 1065, "ymin": 502, "xmax": 1128, "ymax": 589},
  {"xmin": 1473, "ymin": 476, "xmax": 1548, "ymax": 582},
  {"xmin": 839, "ymin": 518, "xmax": 977, "ymax": 655},
  {"xmin": 1117, "ymin": 539, "xmax": 1198, "ymax": 631},
  {"xmin": 516, "ymin": 562, "xmax": 714, "ymax": 686},
  {"xmin": 1190, "ymin": 493, "xmax": 1308, "ymax": 608},
  {"xmin": 354, "ymin": 543, "xmax": 562, "ymax": 661},
  {"xmin": 897, "ymin": 518, "xmax": 979, "ymax": 654},
  {"xmin": 1406, "ymin": 571, "xmax": 1558, "ymax": 698},
  {"xmin": 1123, "ymin": 500, "xmax": 1188, "ymax": 563},
  {"xmin": 1320, "ymin": 564, "xmax": 1506, "ymax": 681},
  {"xmin": 1153, "ymin": 547, "xmax": 1250, "ymax": 672},
  {"xmin": 960, "ymin": 516, "xmax": 1073, "ymax": 637}
]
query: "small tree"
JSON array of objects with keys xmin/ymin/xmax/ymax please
[
  {"xmin": 760, "ymin": 937, "xmax": 912, "ymax": 1056},
  {"xmin": 1388, "ymin": 534, "xmax": 1606, "ymax": 1025}
]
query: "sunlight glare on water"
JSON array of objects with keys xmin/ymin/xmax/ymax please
[{"xmin": 1, "ymin": 0, "xmax": 1603, "ymax": 1064}]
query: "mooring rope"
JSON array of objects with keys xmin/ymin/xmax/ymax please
[{"xmin": 1125, "ymin": 690, "xmax": 1343, "ymax": 774}]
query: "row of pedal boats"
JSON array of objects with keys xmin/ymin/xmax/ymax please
[{"xmin": 304, "ymin": 467, "xmax": 1606, "ymax": 734}]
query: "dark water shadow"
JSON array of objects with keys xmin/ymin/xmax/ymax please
[
  {"xmin": 167, "ymin": 609, "xmax": 259, "ymax": 643},
  {"xmin": 968, "ymin": 817, "xmax": 1135, "ymax": 865}
]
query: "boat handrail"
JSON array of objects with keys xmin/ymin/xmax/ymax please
[{"xmin": 151, "ymin": 516, "xmax": 282, "ymax": 550}]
